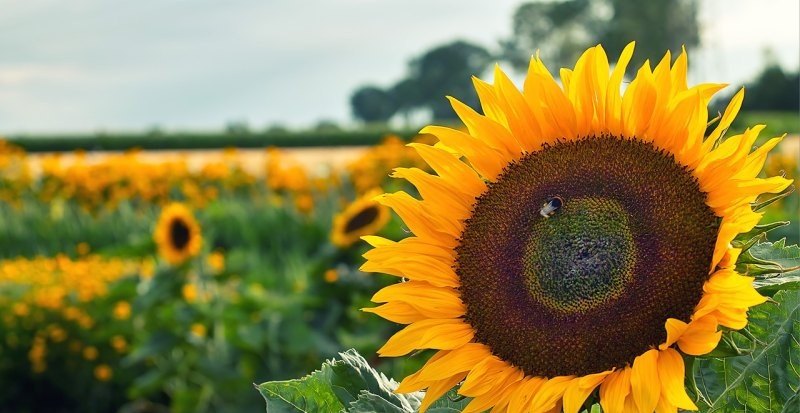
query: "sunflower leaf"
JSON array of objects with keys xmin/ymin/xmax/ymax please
[
  {"xmin": 693, "ymin": 289, "xmax": 800, "ymax": 412},
  {"xmin": 256, "ymin": 349, "xmax": 424, "ymax": 413},
  {"xmin": 752, "ymin": 185, "xmax": 795, "ymax": 212},
  {"xmin": 255, "ymin": 364, "xmax": 344, "ymax": 413},
  {"xmin": 348, "ymin": 392, "xmax": 407, "ymax": 413},
  {"xmin": 424, "ymin": 388, "xmax": 471, "ymax": 412},
  {"xmin": 742, "ymin": 240, "xmax": 800, "ymax": 296},
  {"xmin": 734, "ymin": 221, "xmax": 790, "ymax": 246}
]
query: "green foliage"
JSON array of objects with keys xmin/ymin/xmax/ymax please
[
  {"xmin": 745, "ymin": 240, "xmax": 800, "ymax": 296},
  {"xmin": 6, "ymin": 129, "xmax": 418, "ymax": 153},
  {"xmin": 694, "ymin": 289, "xmax": 800, "ymax": 411},
  {"xmin": 257, "ymin": 349, "xmax": 470, "ymax": 413},
  {"xmin": 351, "ymin": 86, "xmax": 398, "ymax": 123},
  {"xmin": 503, "ymin": 0, "xmax": 700, "ymax": 74}
]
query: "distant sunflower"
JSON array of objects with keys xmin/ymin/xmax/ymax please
[
  {"xmin": 154, "ymin": 202, "xmax": 202, "ymax": 265},
  {"xmin": 362, "ymin": 43, "xmax": 792, "ymax": 413},
  {"xmin": 331, "ymin": 189, "xmax": 390, "ymax": 248}
]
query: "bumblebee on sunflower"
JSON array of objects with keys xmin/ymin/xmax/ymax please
[
  {"xmin": 154, "ymin": 202, "xmax": 203, "ymax": 265},
  {"xmin": 362, "ymin": 42, "xmax": 792, "ymax": 413}
]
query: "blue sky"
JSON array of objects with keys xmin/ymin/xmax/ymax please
[{"xmin": 0, "ymin": 0, "xmax": 797, "ymax": 133}]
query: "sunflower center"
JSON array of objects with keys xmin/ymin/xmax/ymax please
[
  {"xmin": 524, "ymin": 197, "xmax": 636, "ymax": 313},
  {"xmin": 169, "ymin": 218, "xmax": 191, "ymax": 250},
  {"xmin": 344, "ymin": 206, "xmax": 380, "ymax": 233},
  {"xmin": 456, "ymin": 136, "xmax": 718, "ymax": 377}
]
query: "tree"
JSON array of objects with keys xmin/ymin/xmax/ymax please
[
  {"xmin": 741, "ymin": 64, "xmax": 800, "ymax": 111},
  {"xmin": 350, "ymin": 86, "xmax": 397, "ymax": 123},
  {"xmin": 403, "ymin": 40, "xmax": 492, "ymax": 120},
  {"xmin": 503, "ymin": 0, "xmax": 700, "ymax": 74}
]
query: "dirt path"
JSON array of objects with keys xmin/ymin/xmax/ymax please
[{"xmin": 26, "ymin": 146, "xmax": 371, "ymax": 176}]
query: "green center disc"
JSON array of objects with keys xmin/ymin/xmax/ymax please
[{"xmin": 524, "ymin": 197, "xmax": 636, "ymax": 313}]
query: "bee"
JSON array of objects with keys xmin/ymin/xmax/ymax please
[{"xmin": 539, "ymin": 196, "xmax": 563, "ymax": 218}]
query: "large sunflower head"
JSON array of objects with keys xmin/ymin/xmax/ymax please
[
  {"xmin": 362, "ymin": 42, "xmax": 793, "ymax": 413},
  {"xmin": 331, "ymin": 188, "xmax": 391, "ymax": 248},
  {"xmin": 154, "ymin": 202, "xmax": 203, "ymax": 265}
]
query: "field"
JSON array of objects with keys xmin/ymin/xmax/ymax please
[{"xmin": 0, "ymin": 125, "xmax": 798, "ymax": 412}]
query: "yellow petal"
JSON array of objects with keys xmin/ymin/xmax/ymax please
[
  {"xmin": 448, "ymin": 96, "xmax": 522, "ymax": 158},
  {"xmin": 378, "ymin": 318, "xmax": 474, "ymax": 357},
  {"xmin": 657, "ymin": 348, "xmax": 698, "ymax": 411},
  {"xmin": 418, "ymin": 372, "xmax": 469, "ymax": 413},
  {"xmin": 375, "ymin": 192, "xmax": 458, "ymax": 246},
  {"xmin": 703, "ymin": 88, "xmax": 744, "ymax": 154},
  {"xmin": 599, "ymin": 367, "xmax": 632, "ymax": 413},
  {"xmin": 416, "ymin": 342, "xmax": 493, "ymax": 382},
  {"xmin": 363, "ymin": 301, "xmax": 425, "ymax": 324},
  {"xmin": 677, "ymin": 315, "xmax": 721, "ymax": 356},
  {"xmin": 507, "ymin": 377, "xmax": 546, "ymax": 413},
  {"xmin": 563, "ymin": 370, "xmax": 612, "ymax": 413},
  {"xmin": 407, "ymin": 143, "xmax": 486, "ymax": 198},
  {"xmin": 420, "ymin": 125, "xmax": 507, "ymax": 180},
  {"xmin": 605, "ymin": 41, "xmax": 636, "ymax": 136},
  {"xmin": 660, "ymin": 318, "xmax": 689, "ymax": 350},
  {"xmin": 530, "ymin": 376, "xmax": 574, "ymax": 412},
  {"xmin": 631, "ymin": 349, "xmax": 660, "ymax": 412}
]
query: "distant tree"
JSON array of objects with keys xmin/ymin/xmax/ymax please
[
  {"xmin": 503, "ymin": 0, "xmax": 700, "ymax": 73},
  {"xmin": 742, "ymin": 64, "xmax": 800, "ymax": 111},
  {"xmin": 225, "ymin": 120, "xmax": 250, "ymax": 135},
  {"xmin": 404, "ymin": 40, "xmax": 492, "ymax": 120},
  {"xmin": 390, "ymin": 78, "xmax": 422, "ymax": 125},
  {"xmin": 314, "ymin": 120, "xmax": 341, "ymax": 132},
  {"xmin": 265, "ymin": 123, "xmax": 290, "ymax": 134},
  {"xmin": 501, "ymin": 0, "xmax": 597, "ymax": 71},
  {"xmin": 350, "ymin": 86, "xmax": 397, "ymax": 123},
  {"xmin": 600, "ymin": 0, "xmax": 700, "ymax": 69}
]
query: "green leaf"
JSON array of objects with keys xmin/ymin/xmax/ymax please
[
  {"xmin": 424, "ymin": 389, "xmax": 471, "ymax": 412},
  {"xmin": 694, "ymin": 290, "xmax": 800, "ymax": 412},
  {"xmin": 256, "ymin": 349, "xmax": 424, "ymax": 412},
  {"xmin": 734, "ymin": 221, "xmax": 789, "ymax": 246},
  {"xmin": 256, "ymin": 362, "xmax": 345, "ymax": 412},
  {"xmin": 744, "ymin": 240, "xmax": 800, "ymax": 296},
  {"xmin": 330, "ymin": 349, "xmax": 421, "ymax": 412},
  {"xmin": 349, "ymin": 392, "xmax": 407, "ymax": 413}
]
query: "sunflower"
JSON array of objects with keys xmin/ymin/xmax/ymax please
[
  {"xmin": 331, "ymin": 189, "xmax": 390, "ymax": 248},
  {"xmin": 154, "ymin": 202, "xmax": 202, "ymax": 265},
  {"xmin": 361, "ymin": 43, "xmax": 792, "ymax": 413}
]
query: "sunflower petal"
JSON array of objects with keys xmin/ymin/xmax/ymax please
[
  {"xmin": 657, "ymin": 348, "xmax": 698, "ymax": 410},
  {"xmin": 631, "ymin": 349, "xmax": 660, "ymax": 412},
  {"xmin": 378, "ymin": 318, "xmax": 474, "ymax": 357}
]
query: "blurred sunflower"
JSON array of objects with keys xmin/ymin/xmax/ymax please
[
  {"xmin": 362, "ymin": 43, "xmax": 792, "ymax": 413},
  {"xmin": 154, "ymin": 202, "xmax": 202, "ymax": 265},
  {"xmin": 331, "ymin": 189, "xmax": 390, "ymax": 248}
]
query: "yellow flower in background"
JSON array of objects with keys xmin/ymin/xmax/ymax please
[
  {"xmin": 331, "ymin": 189, "xmax": 390, "ymax": 248},
  {"xmin": 110, "ymin": 335, "xmax": 128, "ymax": 353},
  {"xmin": 206, "ymin": 251, "xmax": 225, "ymax": 273},
  {"xmin": 76, "ymin": 242, "xmax": 90, "ymax": 255},
  {"xmin": 362, "ymin": 43, "xmax": 792, "ymax": 413},
  {"xmin": 94, "ymin": 364, "xmax": 113, "ymax": 382},
  {"xmin": 190, "ymin": 323, "xmax": 207, "ymax": 338},
  {"xmin": 294, "ymin": 192, "xmax": 314, "ymax": 215},
  {"xmin": 182, "ymin": 282, "xmax": 201, "ymax": 303},
  {"xmin": 324, "ymin": 268, "xmax": 339, "ymax": 283},
  {"xmin": 154, "ymin": 202, "xmax": 202, "ymax": 265},
  {"xmin": 82, "ymin": 346, "xmax": 99, "ymax": 361},
  {"xmin": 113, "ymin": 301, "xmax": 131, "ymax": 320}
]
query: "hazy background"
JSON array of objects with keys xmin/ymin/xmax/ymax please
[{"xmin": 0, "ymin": 0, "xmax": 797, "ymax": 133}]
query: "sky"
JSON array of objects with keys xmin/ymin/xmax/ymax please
[{"xmin": 0, "ymin": 0, "xmax": 797, "ymax": 134}]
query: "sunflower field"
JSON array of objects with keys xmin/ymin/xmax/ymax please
[{"xmin": 1, "ymin": 47, "xmax": 800, "ymax": 413}]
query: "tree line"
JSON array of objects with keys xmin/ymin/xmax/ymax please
[{"xmin": 351, "ymin": 0, "xmax": 798, "ymax": 124}]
